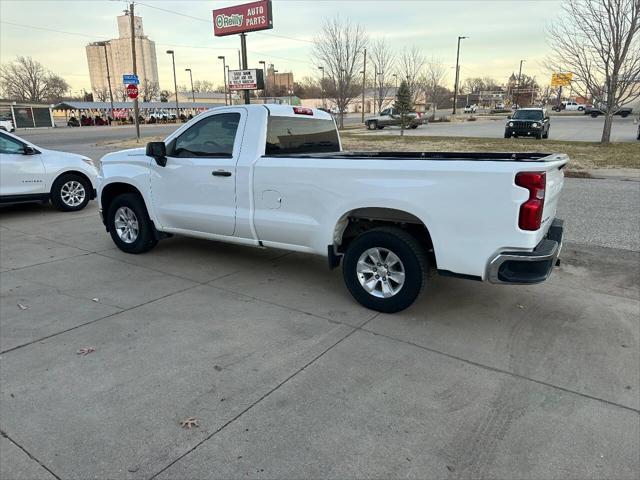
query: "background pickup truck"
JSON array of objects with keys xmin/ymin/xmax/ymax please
[
  {"xmin": 364, "ymin": 107, "xmax": 424, "ymax": 130},
  {"xmin": 584, "ymin": 105, "xmax": 632, "ymax": 117},
  {"xmin": 98, "ymin": 105, "xmax": 566, "ymax": 313}
]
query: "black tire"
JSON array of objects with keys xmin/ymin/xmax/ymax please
[
  {"xmin": 578, "ymin": 106, "xmax": 584, "ymax": 111},
  {"xmin": 367, "ymin": 121, "xmax": 377, "ymax": 130},
  {"xmin": 543, "ymin": 128, "xmax": 549, "ymax": 139},
  {"xmin": 342, "ymin": 227, "xmax": 428, "ymax": 313},
  {"xmin": 107, "ymin": 193, "xmax": 158, "ymax": 254},
  {"xmin": 50, "ymin": 173, "xmax": 91, "ymax": 212},
  {"xmin": 377, "ymin": 125, "xmax": 385, "ymax": 129},
  {"xmin": 410, "ymin": 124, "xmax": 418, "ymax": 129},
  {"xmin": 620, "ymin": 112, "xmax": 629, "ymax": 118},
  {"xmin": 591, "ymin": 112, "xmax": 599, "ymax": 118},
  {"xmin": 535, "ymin": 132, "xmax": 543, "ymax": 139},
  {"xmin": 504, "ymin": 131, "xmax": 511, "ymax": 138}
]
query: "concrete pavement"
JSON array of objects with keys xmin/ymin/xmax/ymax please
[{"xmin": 1, "ymin": 183, "xmax": 639, "ymax": 478}]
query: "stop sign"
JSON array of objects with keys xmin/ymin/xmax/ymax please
[{"xmin": 126, "ymin": 84, "xmax": 138, "ymax": 99}]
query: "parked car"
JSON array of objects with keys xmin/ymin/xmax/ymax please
[
  {"xmin": 98, "ymin": 104, "xmax": 566, "ymax": 313},
  {"xmin": 463, "ymin": 104, "xmax": 477, "ymax": 113},
  {"xmin": 505, "ymin": 108, "xmax": 551, "ymax": 139},
  {"xmin": 0, "ymin": 130, "xmax": 98, "ymax": 211},
  {"xmin": 584, "ymin": 105, "xmax": 632, "ymax": 117},
  {"xmin": 0, "ymin": 118, "xmax": 15, "ymax": 132},
  {"xmin": 364, "ymin": 107, "xmax": 424, "ymax": 130},
  {"xmin": 495, "ymin": 102, "xmax": 505, "ymax": 109}
]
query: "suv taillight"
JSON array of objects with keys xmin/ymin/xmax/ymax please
[{"xmin": 515, "ymin": 171, "xmax": 546, "ymax": 230}]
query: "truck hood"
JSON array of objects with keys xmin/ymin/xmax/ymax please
[{"xmin": 100, "ymin": 147, "xmax": 147, "ymax": 164}]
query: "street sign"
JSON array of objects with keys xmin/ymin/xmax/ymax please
[
  {"xmin": 123, "ymin": 74, "xmax": 139, "ymax": 85},
  {"xmin": 126, "ymin": 84, "xmax": 139, "ymax": 99},
  {"xmin": 228, "ymin": 69, "xmax": 265, "ymax": 90},
  {"xmin": 213, "ymin": 0, "xmax": 273, "ymax": 37},
  {"xmin": 551, "ymin": 73, "xmax": 573, "ymax": 87}
]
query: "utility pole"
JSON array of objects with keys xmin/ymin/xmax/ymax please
[
  {"xmin": 361, "ymin": 48, "xmax": 367, "ymax": 123},
  {"xmin": 218, "ymin": 56, "xmax": 227, "ymax": 105},
  {"xmin": 185, "ymin": 68, "xmax": 195, "ymax": 103},
  {"xmin": 166, "ymin": 50, "xmax": 179, "ymax": 117},
  {"xmin": 101, "ymin": 42, "xmax": 114, "ymax": 124},
  {"xmin": 129, "ymin": 3, "xmax": 140, "ymax": 140},
  {"xmin": 452, "ymin": 35, "xmax": 468, "ymax": 115},
  {"xmin": 240, "ymin": 33, "xmax": 250, "ymax": 105},
  {"xmin": 515, "ymin": 59, "xmax": 525, "ymax": 107}
]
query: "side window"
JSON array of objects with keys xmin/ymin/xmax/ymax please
[
  {"xmin": 0, "ymin": 133, "xmax": 24, "ymax": 154},
  {"xmin": 171, "ymin": 113, "xmax": 240, "ymax": 157},
  {"xmin": 381, "ymin": 108, "xmax": 390, "ymax": 116}
]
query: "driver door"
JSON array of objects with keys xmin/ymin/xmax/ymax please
[
  {"xmin": 0, "ymin": 132, "xmax": 46, "ymax": 197},
  {"xmin": 149, "ymin": 109, "xmax": 245, "ymax": 236}
]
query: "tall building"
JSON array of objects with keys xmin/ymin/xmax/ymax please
[
  {"xmin": 86, "ymin": 13, "xmax": 159, "ymax": 101},
  {"xmin": 266, "ymin": 64, "xmax": 294, "ymax": 94}
]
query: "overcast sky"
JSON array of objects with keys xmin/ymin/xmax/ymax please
[{"xmin": 0, "ymin": 0, "xmax": 562, "ymax": 93}]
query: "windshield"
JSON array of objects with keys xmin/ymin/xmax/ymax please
[
  {"xmin": 266, "ymin": 117, "xmax": 340, "ymax": 155},
  {"xmin": 513, "ymin": 110, "xmax": 543, "ymax": 120}
]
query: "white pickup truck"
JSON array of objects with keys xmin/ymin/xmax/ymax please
[{"xmin": 97, "ymin": 105, "xmax": 566, "ymax": 312}]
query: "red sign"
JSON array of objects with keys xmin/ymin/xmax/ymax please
[
  {"xmin": 126, "ymin": 84, "xmax": 138, "ymax": 99},
  {"xmin": 213, "ymin": 0, "xmax": 273, "ymax": 37}
]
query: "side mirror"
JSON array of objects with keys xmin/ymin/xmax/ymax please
[
  {"xmin": 146, "ymin": 141, "xmax": 167, "ymax": 167},
  {"xmin": 507, "ymin": 115, "xmax": 512, "ymax": 119},
  {"xmin": 23, "ymin": 146, "xmax": 38, "ymax": 155}
]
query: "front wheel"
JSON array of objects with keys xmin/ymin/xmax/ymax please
[
  {"xmin": 366, "ymin": 121, "xmax": 377, "ymax": 130},
  {"xmin": 504, "ymin": 131, "xmax": 511, "ymax": 138},
  {"xmin": 107, "ymin": 193, "xmax": 158, "ymax": 254},
  {"xmin": 50, "ymin": 173, "xmax": 91, "ymax": 212},
  {"xmin": 342, "ymin": 227, "xmax": 427, "ymax": 313},
  {"xmin": 620, "ymin": 112, "xmax": 629, "ymax": 118}
]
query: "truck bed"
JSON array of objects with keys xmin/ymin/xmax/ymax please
[{"xmin": 266, "ymin": 151, "xmax": 568, "ymax": 163}]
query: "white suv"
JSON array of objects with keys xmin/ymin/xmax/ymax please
[
  {"xmin": 0, "ymin": 131, "xmax": 98, "ymax": 211},
  {"xmin": 0, "ymin": 118, "xmax": 15, "ymax": 132}
]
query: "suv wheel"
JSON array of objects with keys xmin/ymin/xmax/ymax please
[
  {"xmin": 504, "ymin": 131, "xmax": 511, "ymax": 138},
  {"xmin": 50, "ymin": 173, "xmax": 91, "ymax": 212},
  {"xmin": 107, "ymin": 193, "xmax": 158, "ymax": 254},
  {"xmin": 342, "ymin": 227, "xmax": 427, "ymax": 313}
]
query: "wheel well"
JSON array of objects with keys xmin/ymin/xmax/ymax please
[
  {"xmin": 334, "ymin": 208, "xmax": 436, "ymax": 266},
  {"xmin": 52, "ymin": 170, "xmax": 92, "ymax": 192},
  {"xmin": 101, "ymin": 183, "xmax": 144, "ymax": 221}
]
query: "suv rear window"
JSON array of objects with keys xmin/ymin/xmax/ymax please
[{"xmin": 265, "ymin": 116, "xmax": 340, "ymax": 155}]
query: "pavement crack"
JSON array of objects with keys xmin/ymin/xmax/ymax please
[
  {"xmin": 360, "ymin": 327, "xmax": 640, "ymax": 414},
  {"xmin": 148, "ymin": 326, "xmax": 359, "ymax": 480},
  {"xmin": 0, "ymin": 430, "xmax": 62, "ymax": 480}
]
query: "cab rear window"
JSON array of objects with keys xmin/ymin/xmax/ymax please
[{"xmin": 265, "ymin": 117, "xmax": 340, "ymax": 155}]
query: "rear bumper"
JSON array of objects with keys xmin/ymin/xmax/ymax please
[{"xmin": 487, "ymin": 219, "xmax": 564, "ymax": 284}]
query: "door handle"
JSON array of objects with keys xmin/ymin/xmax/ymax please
[{"xmin": 212, "ymin": 170, "xmax": 232, "ymax": 177}]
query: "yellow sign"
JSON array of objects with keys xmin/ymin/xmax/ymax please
[{"xmin": 551, "ymin": 73, "xmax": 573, "ymax": 87}]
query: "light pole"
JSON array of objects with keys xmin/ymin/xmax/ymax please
[
  {"xmin": 217, "ymin": 55, "xmax": 227, "ymax": 106},
  {"xmin": 515, "ymin": 59, "xmax": 525, "ymax": 107},
  {"xmin": 99, "ymin": 42, "xmax": 114, "ymax": 123},
  {"xmin": 185, "ymin": 68, "xmax": 195, "ymax": 104},
  {"xmin": 393, "ymin": 73, "xmax": 398, "ymax": 90},
  {"xmin": 273, "ymin": 69, "xmax": 278, "ymax": 99},
  {"xmin": 452, "ymin": 35, "xmax": 468, "ymax": 115},
  {"xmin": 259, "ymin": 60, "xmax": 267, "ymax": 102},
  {"xmin": 318, "ymin": 66, "xmax": 325, "ymax": 109},
  {"xmin": 166, "ymin": 50, "xmax": 179, "ymax": 118}
]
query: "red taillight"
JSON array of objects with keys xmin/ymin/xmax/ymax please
[
  {"xmin": 293, "ymin": 107, "xmax": 313, "ymax": 116},
  {"xmin": 515, "ymin": 171, "xmax": 546, "ymax": 230}
]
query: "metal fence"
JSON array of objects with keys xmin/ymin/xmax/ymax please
[{"xmin": 0, "ymin": 104, "xmax": 54, "ymax": 128}]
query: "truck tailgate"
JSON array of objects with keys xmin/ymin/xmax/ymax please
[{"xmin": 542, "ymin": 157, "xmax": 566, "ymax": 230}]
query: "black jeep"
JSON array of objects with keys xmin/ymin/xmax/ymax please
[{"xmin": 504, "ymin": 108, "xmax": 550, "ymax": 139}]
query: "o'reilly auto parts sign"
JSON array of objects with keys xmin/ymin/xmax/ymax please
[
  {"xmin": 213, "ymin": 0, "xmax": 273, "ymax": 37},
  {"xmin": 228, "ymin": 69, "xmax": 265, "ymax": 90}
]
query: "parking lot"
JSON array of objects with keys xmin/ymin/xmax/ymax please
[{"xmin": 1, "ymin": 168, "xmax": 639, "ymax": 478}]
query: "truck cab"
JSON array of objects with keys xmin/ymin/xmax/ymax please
[{"xmin": 364, "ymin": 107, "xmax": 424, "ymax": 130}]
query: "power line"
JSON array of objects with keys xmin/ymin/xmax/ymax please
[{"xmin": 0, "ymin": 21, "xmax": 109, "ymax": 39}]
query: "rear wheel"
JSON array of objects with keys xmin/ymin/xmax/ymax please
[
  {"xmin": 342, "ymin": 227, "xmax": 427, "ymax": 313},
  {"xmin": 107, "ymin": 193, "xmax": 158, "ymax": 254},
  {"xmin": 367, "ymin": 121, "xmax": 377, "ymax": 130},
  {"xmin": 50, "ymin": 173, "xmax": 91, "ymax": 212},
  {"xmin": 621, "ymin": 112, "xmax": 629, "ymax": 118}
]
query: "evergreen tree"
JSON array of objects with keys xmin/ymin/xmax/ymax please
[{"xmin": 393, "ymin": 80, "xmax": 414, "ymax": 136}]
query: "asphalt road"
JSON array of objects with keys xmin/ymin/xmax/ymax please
[{"xmin": 353, "ymin": 114, "xmax": 639, "ymax": 142}]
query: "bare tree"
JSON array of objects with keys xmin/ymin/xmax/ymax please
[
  {"xmin": 140, "ymin": 79, "xmax": 160, "ymax": 102},
  {"xmin": 0, "ymin": 56, "xmax": 69, "ymax": 102},
  {"xmin": 370, "ymin": 38, "xmax": 396, "ymax": 112},
  {"xmin": 420, "ymin": 58, "xmax": 448, "ymax": 115},
  {"xmin": 547, "ymin": 0, "xmax": 640, "ymax": 143},
  {"xmin": 93, "ymin": 87, "xmax": 110, "ymax": 102},
  {"xmin": 192, "ymin": 80, "xmax": 215, "ymax": 92},
  {"xmin": 313, "ymin": 17, "xmax": 367, "ymax": 128},
  {"xmin": 398, "ymin": 46, "xmax": 425, "ymax": 103}
]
